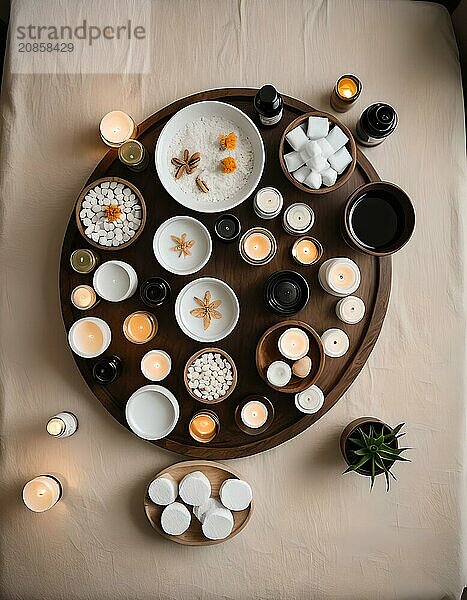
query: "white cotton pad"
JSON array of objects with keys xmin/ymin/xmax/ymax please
[
  {"xmin": 326, "ymin": 126, "xmax": 349, "ymax": 152},
  {"xmin": 220, "ymin": 479, "xmax": 253, "ymax": 511},
  {"xmin": 202, "ymin": 507, "xmax": 234, "ymax": 540},
  {"xmin": 321, "ymin": 167, "xmax": 338, "ymax": 187},
  {"xmin": 328, "ymin": 146, "xmax": 352, "ymax": 174},
  {"xmin": 305, "ymin": 154, "xmax": 329, "ymax": 172},
  {"xmin": 307, "ymin": 116, "xmax": 329, "ymax": 140},
  {"xmin": 316, "ymin": 137, "xmax": 334, "ymax": 158},
  {"xmin": 283, "ymin": 150, "xmax": 305, "ymax": 172},
  {"xmin": 285, "ymin": 126, "xmax": 309, "ymax": 151},
  {"xmin": 193, "ymin": 498, "xmax": 224, "ymax": 523},
  {"xmin": 293, "ymin": 165, "xmax": 311, "ymax": 184},
  {"xmin": 160, "ymin": 502, "xmax": 191, "ymax": 535},
  {"xmin": 148, "ymin": 475, "xmax": 178, "ymax": 506},
  {"xmin": 179, "ymin": 471, "xmax": 211, "ymax": 506},
  {"xmin": 304, "ymin": 171, "xmax": 322, "ymax": 190}
]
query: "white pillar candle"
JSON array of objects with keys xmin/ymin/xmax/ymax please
[
  {"xmin": 179, "ymin": 471, "xmax": 211, "ymax": 506},
  {"xmin": 240, "ymin": 400, "xmax": 268, "ymax": 429},
  {"xmin": 202, "ymin": 507, "xmax": 234, "ymax": 540},
  {"xmin": 93, "ymin": 260, "xmax": 138, "ymax": 302},
  {"xmin": 99, "ymin": 110, "xmax": 136, "ymax": 147},
  {"xmin": 266, "ymin": 360, "xmax": 292, "ymax": 387},
  {"xmin": 254, "ymin": 187, "xmax": 283, "ymax": 219},
  {"xmin": 46, "ymin": 412, "xmax": 78, "ymax": 438},
  {"xmin": 239, "ymin": 227, "xmax": 277, "ymax": 265},
  {"xmin": 282, "ymin": 203, "xmax": 314, "ymax": 235},
  {"xmin": 295, "ymin": 385, "xmax": 325, "ymax": 414},
  {"xmin": 22, "ymin": 476, "xmax": 62, "ymax": 512},
  {"xmin": 336, "ymin": 296, "xmax": 366, "ymax": 324},
  {"xmin": 321, "ymin": 328, "xmax": 350, "ymax": 358},
  {"xmin": 160, "ymin": 502, "xmax": 191, "ymax": 535},
  {"xmin": 141, "ymin": 350, "xmax": 171, "ymax": 381},
  {"xmin": 318, "ymin": 258, "xmax": 360, "ymax": 297},
  {"xmin": 68, "ymin": 317, "xmax": 111, "ymax": 358},
  {"xmin": 220, "ymin": 479, "xmax": 252, "ymax": 511},
  {"xmin": 148, "ymin": 475, "xmax": 178, "ymax": 506},
  {"xmin": 278, "ymin": 327, "xmax": 309, "ymax": 360}
]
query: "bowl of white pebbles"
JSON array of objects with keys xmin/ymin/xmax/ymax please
[
  {"xmin": 75, "ymin": 177, "xmax": 146, "ymax": 250},
  {"xmin": 184, "ymin": 348, "xmax": 237, "ymax": 403}
]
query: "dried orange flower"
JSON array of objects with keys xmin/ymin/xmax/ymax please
[
  {"xmin": 221, "ymin": 156, "xmax": 237, "ymax": 174},
  {"xmin": 219, "ymin": 132, "xmax": 237, "ymax": 150},
  {"xmin": 104, "ymin": 204, "xmax": 122, "ymax": 222}
]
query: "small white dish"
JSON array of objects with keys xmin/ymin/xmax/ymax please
[
  {"xmin": 68, "ymin": 317, "xmax": 111, "ymax": 359},
  {"xmin": 93, "ymin": 260, "xmax": 138, "ymax": 302},
  {"xmin": 175, "ymin": 277, "xmax": 239, "ymax": 343},
  {"xmin": 155, "ymin": 100, "xmax": 265, "ymax": 213},
  {"xmin": 153, "ymin": 216, "xmax": 212, "ymax": 276},
  {"xmin": 125, "ymin": 385, "xmax": 179, "ymax": 440}
]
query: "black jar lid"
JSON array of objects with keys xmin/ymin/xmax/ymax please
[
  {"xmin": 214, "ymin": 214, "xmax": 241, "ymax": 243},
  {"xmin": 140, "ymin": 277, "xmax": 171, "ymax": 308},
  {"xmin": 93, "ymin": 355, "xmax": 121, "ymax": 385},
  {"xmin": 363, "ymin": 103, "xmax": 398, "ymax": 138},
  {"xmin": 264, "ymin": 271, "xmax": 309, "ymax": 316}
]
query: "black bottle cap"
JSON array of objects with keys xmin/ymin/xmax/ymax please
[{"xmin": 259, "ymin": 84, "xmax": 278, "ymax": 105}]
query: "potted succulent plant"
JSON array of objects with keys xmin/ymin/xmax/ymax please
[{"xmin": 340, "ymin": 417, "xmax": 410, "ymax": 491}]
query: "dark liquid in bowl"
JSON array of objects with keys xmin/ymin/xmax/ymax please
[{"xmin": 349, "ymin": 192, "xmax": 404, "ymax": 251}]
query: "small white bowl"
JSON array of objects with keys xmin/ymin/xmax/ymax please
[
  {"xmin": 155, "ymin": 100, "xmax": 265, "ymax": 214},
  {"xmin": 68, "ymin": 317, "xmax": 111, "ymax": 359},
  {"xmin": 93, "ymin": 260, "xmax": 138, "ymax": 302},
  {"xmin": 125, "ymin": 385, "xmax": 179, "ymax": 440},
  {"xmin": 175, "ymin": 277, "xmax": 240, "ymax": 343},
  {"xmin": 153, "ymin": 216, "xmax": 212, "ymax": 276}
]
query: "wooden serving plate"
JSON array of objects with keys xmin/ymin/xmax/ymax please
[
  {"xmin": 59, "ymin": 88, "xmax": 391, "ymax": 459},
  {"xmin": 144, "ymin": 460, "xmax": 253, "ymax": 545}
]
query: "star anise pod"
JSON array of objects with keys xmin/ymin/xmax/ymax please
[
  {"xmin": 171, "ymin": 233, "xmax": 195, "ymax": 257},
  {"xmin": 190, "ymin": 290, "xmax": 222, "ymax": 330},
  {"xmin": 171, "ymin": 149, "xmax": 201, "ymax": 178}
]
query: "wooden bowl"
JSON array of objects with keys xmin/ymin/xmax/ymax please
[
  {"xmin": 256, "ymin": 320, "xmax": 325, "ymax": 394},
  {"xmin": 184, "ymin": 347, "xmax": 237, "ymax": 404},
  {"xmin": 278, "ymin": 110, "xmax": 357, "ymax": 194},
  {"xmin": 144, "ymin": 460, "xmax": 253, "ymax": 546},
  {"xmin": 75, "ymin": 176, "xmax": 147, "ymax": 251}
]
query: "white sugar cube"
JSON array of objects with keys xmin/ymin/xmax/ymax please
[
  {"xmin": 321, "ymin": 167, "xmax": 338, "ymax": 187},
  {"xmin": 304, "ymin": 171, "xmax": 322, "ymax": 190},
  {"xmin": 328, "ymin": 146, "xmax": 352, "ymax": 174},
  {"xmin": 293, "ymin": 165, "xmax": 311, "ymax": 183},
  {"xmin": 306, "ymin": 154, "xmax": 329, "ymax": 172},
  {"xmin": 302, "ymin": 140, "xmax": 321, "ymax": 159},
  {"xmin": 283, "ymin": 150, "xmax": 305, "ymax": 172},
  {"xmin": 326, "ymin": 126, "xmax": 349, "ymax": 152},
  {"xmin": 316, "ymin": 137, "xmax": 334, "ymax": 158},
  {"xmin": 285, "ymin": 125, "xmax": 309, "ymax": 151},
  {"xmin": 307, "ymin": 116, "xmax": 329, "ymax": 140}
]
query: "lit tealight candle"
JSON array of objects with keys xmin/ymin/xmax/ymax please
[
  {"xmin": 46, "ymin": 412, "xmax": 78, "ymax": 437},
  {"xmin": 123, "ymin": 311, "xmax": 157, "ymax": 344},
  {"xmin": 239, "ymin": 227, "xmax": 277, "ymax": 266},
  {"xmin": 189, "ymin": 411, "xmax": 219, "ymax": 443},
  {"xmin": 254, "ymin": 187, "xmax": 283, "ymax": 219},
  {"xmin": 240, "ymin": 400, "xmax": 268, "ymax": 429},
  {"xmin": 295, "ymin": 385, "xmax": 325, "ymax": 414},
  {"xmin": 266, "ymin": 360, "xmax": 292, "ymax": 388},
  {"xmin": 22, "ymin": 475, "xmax": 62, "ymax": 512},
  {"xmin": 318, "ymin": 258, "xmax": 361, "ymax": 297},
  {"xmin": 71, "ymin": 285, "xmax": 98, "ymax": 310},
  {"xmin": 70, "ymin": 249, "xmax": 99, "ymax": 274},
  {"xmin": 68, "ymin": 317, "xmax": 111, "ymax": 358},
  {"xmin": 291, "ymin": 237, "xmax": 323, "ymax": 266},
  {"xmin": 330, "ymin": 74, "xmax": 362, "ymax": 112},
  {"xmin": 99, "ymin": 110, "xmax": 137, "ymax": 147},
  {"xmin": 283, "ymin": 203, "xmax": 314, "ymax": 235},
  {"xmin": 141, "ymin": 350, "xmax": 171, "ymax": 381},
  {"xmin": 278, "ymin": 327, "xmax": 309, "ymax": 360},
  {"xmin": 336, "ymin": 295, "xmax": 366, "ymax": 324},
  {"xmin": 118, "ymin": 139, "xmax": 148, "ymax": 171},
  {"xmin": 321, "ymin": 328, "xmax": 350, "ymax": 358}
]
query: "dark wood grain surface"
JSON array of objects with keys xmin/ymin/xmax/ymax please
[{"xmin": 59, "ymin": 88, "xmax": 392, "ymax": 459}]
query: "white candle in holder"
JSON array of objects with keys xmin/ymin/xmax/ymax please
[
  {"xmin": 240, "ymin": 400, "xmax": 269, "ymax": 429},
  {"xmin": 68, "ymin": 317, "xmax": 111, "ymax": 358},
  {"xmin": 278, "ymin": 328, "xmax": 309, "ymax": 360},
  {"xmin": 141, "ymin": 350, "xmax": 171, "ymax": 381},
  {"xmin": 254, "ymin": 187, "xmax": 283, "ymax": 219},
  {"xmin": 336, "ymin": 296, "xmax": 365, "ymax": 324},
  {"xmin": 46, "ymin": 412, "xmax": 78, "ymax": 438},
  {"xmin": 99, "ymin": 110, "xmax": 137, "ymax": 147},
  {"xmin": 22, "ymin": 476, "xmax": 62, "ymax": 512},
  {"xmin": 295, "ymin": 385, "xmax": 325, "ymax": 414},
  {"xmin": 321, "ymin": 328, "xmax": 350, "ymax": 358},
  {"xmin": 318, "ymin": 258, "xmax": 360, "ymax": 297},
  {"xmin": 283, "ymin": 203, "xmax": 314, "ymax": 235},
  {"xmin": 266, "ymin": 360, "xmax": 292, "ymax": 387}
]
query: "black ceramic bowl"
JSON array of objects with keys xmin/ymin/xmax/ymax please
[
  {"xmin": 140, "ymin": 277, "xmax": 171, "ymax": 308},
  {"xmin": 343, "ymin": 181, "xmax": 415, "ymax": 256},
  {"xmin": 264, "ymin": 271, "xmax": 309, "ymax": 316}
]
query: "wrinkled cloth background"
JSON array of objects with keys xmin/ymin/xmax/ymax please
[{"xmin": 0, "ymin": 1, "xmax": 466, "ymax": 599}]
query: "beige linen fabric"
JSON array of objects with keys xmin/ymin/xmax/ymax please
[{"xmin": 1, "ymin": 1, "xmax": 466, "ymax": 598}]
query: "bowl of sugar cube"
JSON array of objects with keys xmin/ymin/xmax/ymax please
[{"xmin": 279, "ymin": 111, "xmax": 357, "ymax": 194}]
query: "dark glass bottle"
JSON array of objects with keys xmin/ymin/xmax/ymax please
[
  {"xmin": 254, "ymin": 85, "xmax": 283, "ymax": 126},
  {"xmin": 140, "ymin": 277, "xmax": 171, "ymax": 308},
  {"xmin": 92, "ymin": 356, "xmax": 121, "ymax": 385},
  {"xmin": 355, "ymin": 103, "xmax": 398, "ymax": 147}
]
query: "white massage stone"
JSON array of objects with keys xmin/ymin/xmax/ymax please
[
  {"xmin": 285, "ymin": 125, "xmax": 309, "ymax": 151},
  {"xmin": 321, "ymin": 167, "xmax": 338, "ymax": 187},
  {"xmin": 148, "ymin": 475, "xmax": 178, "ymax": 506},
  {"xmin": 202, "ymin": 507, "xmax": 234, "ymax": 540},
  {"xmin": 220, "ymin": 479, "xmax": 252, "ymax": 511},
  {"xmin": 306, "ymin": 154, "xmax": 329, "ymax": 172},
  {"xmin": 284, "ymin": 150, "xmax": 305, "ymax": 172},
  {"xmin": 326, "ymin": 126, "xmax": 349, "ymax": 152},
  {"xmin": 179, "ymin": 471, "xmax": 211, "ymax": 506},
  {"xmin": 307, "ymin": 116, "xmax": 329, "ymax": 140},
  {"xmin": 304, "ymin": 171, "xmax": 322, "ymax": 190},
  {"xmin": 193, "ymin": 498, "xmax": 224, "ymax": 523},
  {"xmin": 160, "ymin": 502, "xmax": 191, "ymax": 536},
  {"xmin": 328, "ymin": 146, "xmax": 352, "ymax": 174},
  {"xmin": 293, "ymin": 165, "xmax": 311, "ymax": 184},
  {"xmin": 316, "ymin": 137, "xmax": 334, "ymax": 158}
]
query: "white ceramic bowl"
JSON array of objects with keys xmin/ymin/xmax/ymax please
[
  {"xmin": 153, "ymin": 216, "xmax": 212, "ymax": 276},
  {"xmin": 93, "ymin": 260, "xmax": 138, "ymax": 302},
  {"xmin": 68, "ymin": 317, "xmax": 112, "ymax": 359},
  {"xmin": 154, "ymin": 100, "xmax": 265, "ymax": 213},
  {"xmin": 125, "ymin": 385, "xmax": 179, "ymax": 440},
  {"xmin": 175, "ymin": 277, "xmax": 240, "ymax": 343}
]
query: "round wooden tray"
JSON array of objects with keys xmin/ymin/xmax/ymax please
[
  {"xmin": 59, "ymin": 88, "xmax": 391, "ymax": 459},
  {"xmin": 144, "ymin": 460, "xmax": 253, "ymax": 545}
]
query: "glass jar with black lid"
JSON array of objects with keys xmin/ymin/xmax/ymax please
[
  {"xmin": 355, "ymin": 103, "xmax": 398, "ymax": 147},
  {"xmin": 254, "ymin": 85, "xmax": 283, "ymax": 127}
]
